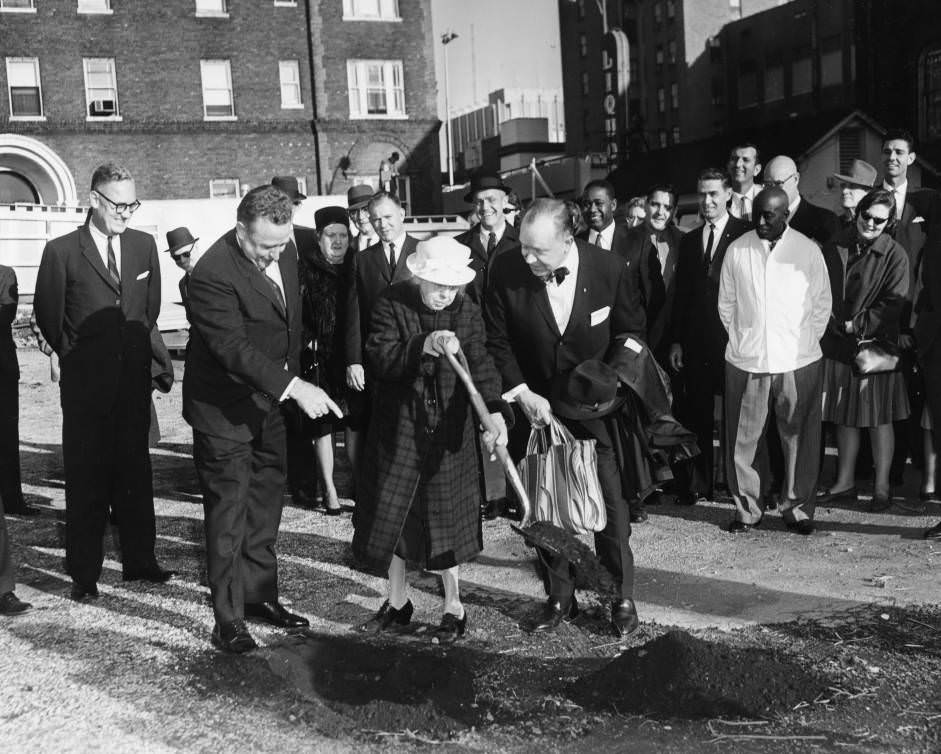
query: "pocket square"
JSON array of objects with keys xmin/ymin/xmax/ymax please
[
  {"xmin": 136, "ymin": 270, "xmax": 150, "ymax": 280},
  {"xmin": 590, "ymin": 306, "xmax": 611, "ymax": 326},
  {"xmin": 913, "ymin": 216, "xmax": 925, "ymax": 224}
]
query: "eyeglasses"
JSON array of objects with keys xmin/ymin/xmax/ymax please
[
  {"xmin": 860, "ymin": 211, "xmax": 890, "ymax": 226},
  {"xmin": 95, "ymin": 189, "xmax": 141, "ymax": 215},
  {"xmin": 172, "ymin": 251, "xmax": 192, "ymax": 260},
  {"xmin": 762, "ymin": 174, "xmax": 796, "ymax": 188}
]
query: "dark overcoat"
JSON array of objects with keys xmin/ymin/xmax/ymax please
[{"xmin": 352, "ymin": 282, "xmax": 505, "ymax": 573}]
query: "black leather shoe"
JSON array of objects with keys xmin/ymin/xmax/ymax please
[
  {"xmin": 762, "ymin": 492, "xmax": 780, "ymax": 511},
  {"xmin": 0, "ymin": 591, "xmax": 32, "ymax": 615},
  {"xmin": 611, "ymin": 598, "xmax": 640, "ymax": 638},
  {"xmin": 122, "ymin": 566, "xmax": 176, "ymax": 583},
  {"xmin": 675, "ymin": 492, "xmax": 702, "ymax": 506},
  {"xmin": 211, "ymin": 619, "xmax": 258, "ymax": 653},
  {"xmin": 924, "ymin": 522, "xmax": 941, "ymax": 540},
  {"xmin": 727, "ymin": 518, "xmax": 761, "ymax": 533},
  {"xmin": 630, "ymin": 509, "xmax": 648, "ymax": 523},
  {"xmin": 434, "ymin": 610, "xmax": 467, "ymax": 643},
  {"xmin": 785, "ymin": 519, "xmax": 815, "ymax": 536},
  {"xmin": 70, "ymin": 583, "xmax": 99, "ymax": 602},
  {"xmin": 525, "ymin": 597, "xmax": 578, "ymax": 633},
  {"xmin": 355, "ymin": 599, "xmax": 414, "ymax": 633},
  {"xmin": 244, "ymin": 601, "xmax": 310, "ymax": 628}
]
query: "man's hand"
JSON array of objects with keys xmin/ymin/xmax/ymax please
[
  {"xmin": 669, "ymin": 343, "xmax": 684, "ymax": 371},
  {"xmin": 289, "ymin": 380, "xmax": 343, "ymax": 420},
  {"xmin": 49, "ymin": 352, "xmax": 60, "ymax": 383},
  {"xmin": 516, "ymin": 389, "xmax": 553, "ymax": 428},
  {"xmin": 346, "ymin": 364, "xmax": 366, "ymax": 391},
  {"xmin": 423, "ymin": 330, "xmax": 460, "ymax": 357},
  {"xmin": 481, "ymin": 412, "xmax": 508, "ymax": 457}
]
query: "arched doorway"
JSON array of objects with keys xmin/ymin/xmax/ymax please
[{"xmin": 0, "ymin": 134, "xmax": 78, "ymax": 205}]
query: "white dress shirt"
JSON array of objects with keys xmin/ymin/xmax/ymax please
[
  {"xmin": 383, "ymin": 232, "xmax": 408, "ymax": 266},
  {"xmin": 700, "ymin": 212, "xmax": 730, "ymax": 258},
  {"xmin": 478, "ymin": 220, "xmax": 507, "ymax": 249},
  {"xmin": 356, "ymin": 232, "xmax": 377, "ymax": 251},
  {"xmin": 588, "ymin": 221, "xmax": 615, "ymax": 251},
  {"xmin": 729, "ymin": 184, "xmax": 759, "ymax": 221},
  {"xmin": 718, "ymin": 226, "xmax": 831, "ymax": 374},
  {"xmin": 87, "ymin": 221, "xmax": 121, "ymax": 277},
  {"xmin": 883, "ymin": 180, "xmax": 908, "ymax": 219}
]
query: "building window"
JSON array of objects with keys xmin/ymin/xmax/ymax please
[
  {"xmin": 195, "ymin": 0, "xmax": 228, "ymax": 17},
  {"xmin": 209, "ymin": 179, "xmax": 240, "ymax": 199},
  {"xmin": 6, "ymin": 57, "xmax": 43, "ymax": 118},
  {"xmin": 77, "ymin": 0, "xmax": 111, "ymax": 12},
  {"xmin": 200, "ymin": 59, "xmax": 235, "ymax": 119},
  {"xmin": 738, "ymin": 63, "xmax": 758, "ymax": 108},
  {"xmin": 820, "ymin": 48, "xmax": 842, "ymax": 87},
  {"xmin": 342, "ymin": 0, "xmax": 400, "ymax": 21},
  {"xmin": 83, "ymin": 58, "xmax": 120, "ymax": 118},
  {"xmin": 730, "ymin": 0, "xmax": 741, "ymax": 8},
  {"xmin": 273, "ymin": 0, "xmax": 297, "ymax": 5},
  {"xmin": 666, "ymin": 0, "xmax": 675, "ymax": 19},
  {"xmin": 657, "ymin": 86, "xmax": 665, "ymax": 113},
  {"xmin": 792, "ymin": 55, "xmax": 813, "ymax": 95},
  {"xmin": 672, "ymin": 126, "xmax": 680, "ymax": 144},
  {"xmin": 670, "ymin": 82, "xmax": 679, "ymax": 109},
  {"xmin": 765, "ymin": 64, "xmax": 784, "ymax": 102},
  {"xmin": 0, "ymin": 0, "xmax": 36, "ymax": 11},
  {"xmin": 579, "ymin": 34, "xmax": 588, "ymax": 58},
  {"xmin": 347, "ymin": 59, "xmax": 405, "ymax": 118},
  {"xmin": 922, "ymin": 48, "xmax": 941, "ymax": 143},
  {"xmin": 295, "ymin": 177, "xmax": 308, "ymax": 195},
  {"xmin": 711, "ymin": 78, "xmax": 724, "ymax": 107},
  {"xmin": 577, "ymin": 0, "xmax": 585, "ymax": 19},
  {"xmin": 653, "ymin": 2, "xmax": 662, "ymax": 25},
  {"xmin": 658, "ymin": 129, "xmax": 667, "ymax": 149},
  {"xmin": 668, "ymin": 40, "xmax": 677, "ymax": 64},
  {"xmin": 279, "ymin": 60, "xmax": 302, "ymax": 108},
  {"xmin": 656, "ymin": 46, "xmax": 664, "ymax": 67},
  {"xmin": 581, "ymin": 71, "xmax": 590, "ymax": 96}
]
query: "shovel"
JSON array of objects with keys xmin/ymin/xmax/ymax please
[{"xmin": 444, "ymin": 347, "xmax": 618, "ymax": 599}]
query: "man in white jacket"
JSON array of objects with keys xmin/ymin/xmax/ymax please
[{"xmin": 718, "ymin": 187, "xmax": 832, "ymax": 535}]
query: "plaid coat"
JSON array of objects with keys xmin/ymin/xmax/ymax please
[{"xmin": 352, "ymin": 282, "xmax": 504, "ymax": 572}]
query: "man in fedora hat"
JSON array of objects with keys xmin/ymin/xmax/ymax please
[
  {"xmin": 833, "ymin": 159, "xmax": 878, "ymax": 229},
  {"xmin": 347, "ymin": 184, "xmax": 379, "ymax": 252},
  {"xmin": 485, "ymin": 197, "xmax": 645, "ymax": 637},
  {"xmin": 164, "ymin": 227, "xmax": 198, "ymax": 317}
]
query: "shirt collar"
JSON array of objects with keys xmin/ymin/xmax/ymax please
[
  {"xmin": 704, "ymin": 212, "xmax": 730, "ymax": 237},
  {"xmin": 383, "ymin": 232, "xmax": 407, "ymax": 251},
  {"xmin": 479, "ymin": 221, "xmax": 506, "ymax": 246},
  {"xmin": 87, "ymin": 220, "xmax": 116, "ymax": 245},
  {"xmin": 788, "ymin": 195, "xmax": 801, "ymax": 215}
]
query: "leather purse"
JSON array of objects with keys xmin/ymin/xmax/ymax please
[{"xmin": 853, "ymin": 338, "xmax": 900, "ymax": 376}]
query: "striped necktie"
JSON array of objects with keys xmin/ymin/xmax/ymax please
[{"xmin": 106, "ymin": 235, "xmax": 121, "ymax": 287}]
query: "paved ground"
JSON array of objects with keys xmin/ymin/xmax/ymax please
[{"xmin": 3, "ymin": 347, "xmax": 941, "ymax": 752}]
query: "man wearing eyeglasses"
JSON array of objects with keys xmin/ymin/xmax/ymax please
[
  {"xmin": 34, "ymin": 162, "xmax": 173, "ymax": 602},
  {"xmin": 762, "ymin": 155, "xmax": 840, "ymax": 247}
]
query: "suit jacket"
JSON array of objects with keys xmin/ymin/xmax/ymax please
[
  {"xmin": 34, "ymin": 225, "xmax": 161, "ymax": 412},
  {"xmin": 671, "ymin": 216, "xmax": 749, "ymax": 378},
  {"xmin": 343, "ymin": 234, "xmax": 417, "ymax": 367},
  {"xmin": 619, "ymin": 224, "xmax": 683, "ymax": 353},
  {"xmin": 788, "ymin": 195, "xmax": 840, "ymax": 247},
  {"xmin": 0, "ymin": 266, "xmax": 19, "ymax": 380},
  {"xmin": 906, "ymin": 188, "xmax": 941, "ymax": 350},
  {"xmin": 454, "ymin": 222, "xmax": 519, "ymax": 304},
  {"xmin": 484, "ymin": 238, "xmax": 646, "ymax": 399},
  {"xmin": 182, "ymin": 228, "xmax": 302, "ymax": 442}
]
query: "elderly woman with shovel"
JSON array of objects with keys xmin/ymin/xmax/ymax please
[{"xmin": 352, "ymin": 236, "xmax": 510, "ymax": 643}]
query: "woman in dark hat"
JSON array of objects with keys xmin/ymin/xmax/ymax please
[{"xmin": 299, "ymin": 206, "xmax": 354, "ymax": 514}]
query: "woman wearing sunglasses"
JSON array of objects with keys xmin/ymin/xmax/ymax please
[{"xmin": 818, "ymin": 188, "xmax": 911, "ymax": 511}]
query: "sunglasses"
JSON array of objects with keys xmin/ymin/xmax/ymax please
[
  {"xmin": 860, "ymin": 211, "xmax": 890, "ymax": 226},
  {"xmin": 172, "ymin": 251, "xmax": 192, "ymax": 260},
  {"xmin": 95, "ymin": 189, "xmax": 141, "ymax": 215}
]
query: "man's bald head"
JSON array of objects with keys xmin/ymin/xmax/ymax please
[
  {"xmin": 763, "ymin": 156, "xmax": 800, "ymax": 203},
  {"xmin": 754, "ymin": 187, "xmax": 790, "ymax": 242}
]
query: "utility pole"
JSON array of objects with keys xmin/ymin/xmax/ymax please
[{"xmin": 441, "ymin": 30, "xmax": 459, "ymax": 187}]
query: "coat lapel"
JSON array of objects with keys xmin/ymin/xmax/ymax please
[
  {"xmin": 79, "ymin": 226, "xmax": 120, "ymax": 294},
  {"xmin": 563, "ymin": 248, "xmax": 590, "ymax": 338},
  {"xmin": 230, "ymin": 238, "xmax": 288, "ymax": 322}
]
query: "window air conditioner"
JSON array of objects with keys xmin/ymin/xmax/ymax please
[{"xmin": 91, "ymin": 99, "xmax": 117, "ymax": 115}]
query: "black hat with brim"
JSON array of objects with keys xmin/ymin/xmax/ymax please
[
  {"xmin": 550, "ymin": 360, "xmax": 627, "ymax": 421},
  {"xmin": 464, "ymin": 173, "xmax": 513, "ymax": 203}
]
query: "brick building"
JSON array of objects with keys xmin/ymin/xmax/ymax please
[{"xmin": 0, "ymin": 0, "xmax": 441, "ymax": 212}]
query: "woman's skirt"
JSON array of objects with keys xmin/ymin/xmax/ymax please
[{"xmin": 821, "ymin": 358, "xmax": 910, "ymax": 427}]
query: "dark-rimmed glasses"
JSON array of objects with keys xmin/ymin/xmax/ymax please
[{"xmin": 94, "ymin": 189, "xmax": 141, "ymax": 215}]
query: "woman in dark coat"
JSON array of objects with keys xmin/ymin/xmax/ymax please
[
  {"xmin": 300, "ymin": 206, "xmax": 353, "ymax": 514},
  {"xmin": 818, "ymin": 188, "xmax": 910, "ymax": 511},
  {"xmin": 352, "ymin": 235, "xmax": 509, "ymax": 642}
]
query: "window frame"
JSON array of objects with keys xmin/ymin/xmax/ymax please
[
  {"xmin": 6, "ymin": 56, "xmax": 44, "ymax": 120},
  {"xmin": 209, "ymin": 178, "xmax": 240, "ymax": 199},
  {"xmin": 278, "ymin": 60, "xmax": 303, "ymax": 109},
  {"xmin": 195, "ymin": 0, "xmax": 229, "ymax": 18},
  {"xmin": 0, "ymin": 0, "xmax": 36, "ymax": 12},
  {"xmin": 347, "ymin": 59, "xmax": 406, "ymax": 119},
  {"xmin": 77, "ymin": 0, "xmax": 112, "ymax": 13},
  {"xmin": 342, "ymin": 0, "xmax": 401, "ymax": 21},
  {"xmin": 82, "ymin": 57, "xmax": 122, "ymax": 120},
  {"xmin": 200, "ymin": 59, "xmax": 236, "ymax": 120}
]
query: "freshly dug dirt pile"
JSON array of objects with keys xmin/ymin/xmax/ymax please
[{"xmin": 571, "ymin": 629, "xmax": 829, "ymax": 719}]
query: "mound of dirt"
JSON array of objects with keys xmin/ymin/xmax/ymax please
[{"xmin": 570, "ymin": 629, "xmax": 828, "ymax": 719}]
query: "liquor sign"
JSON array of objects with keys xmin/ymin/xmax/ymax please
[{"xmin": 601, "ymin": 28, "xmax": 630, "ymax": 168}]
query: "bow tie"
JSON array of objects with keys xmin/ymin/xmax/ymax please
[{"xmin": 544, "ymin": 266, "xmax": 570, "ymax": 285}]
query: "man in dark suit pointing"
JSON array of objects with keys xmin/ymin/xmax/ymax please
[
  {"xmin": 184, "ymin": 185, "xmax": 341, "ymax": 653},
  {"xmin": 34, "ymin": 162, "xmax": 171, "ymax": 601}
]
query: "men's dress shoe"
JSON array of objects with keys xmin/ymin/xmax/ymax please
[
  {"xmin": 727, "ymin": 518, "xmax": 761, "ymax": 534},
  {"xmin": 923, "ymin": 522, "xmax": 941, "ymax": 540},
  {"xmin": 211, "ymin": 620, "xmax": 258, "ymax": 654},
  {"xmin": 244, "ymin": 601, "xmax": 310, "ymax": 628},
  {"xmin": 526, "ymin": 598, "xmax": 578, "ymax": 633},
  {"xmin": 0, "ymin": 591, "xmax": 32, "ymax": 615},
  {"xmin": 354, "ymin": 599, "xmax": 414, "ymax": 633},
  {"xmin": 611, "ymin": 599, "xmax": 640, "ymax": 638},
  {"xmin": 122, "ymin": 566, "xmax": 176, "ymax": 583},
  {"xmin": 920, "ymin": 491, "xmax": 941, "ymax": 503},
  {"xmin": 762, "ymin": 492, "xmax": 779, "ymax": 511},
  {"xmin": 70, "ymin": 583, "xmax": 99, "ymax": 602},
  {"xmin": 867, "ymin": 493, "xmax": 893, "ymax": 512},
  {"xmin": 630, "ymin": 509, "xmax": 648, "ymax": 524},
  {"xmin": 481, "ymin": 498, "xmax": 504, "ymax": 521},
  {"xmin": 434, "ymin": 611, "xmax": 467, "ymax": 643},
  {"xmin": 816, "ymin": 486, "xmax": 858, "ymax": 504},
  {"xmin": 675, "ymin": 492, "xmax": 703, "ymax": 506},
  {"xmin": 785, "ymin": 519, "xmax": 815, "ymax": 536}
]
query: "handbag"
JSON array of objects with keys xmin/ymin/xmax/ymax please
[
  {"xmin": 853, "ymin": 338, "xmax": 900, "ymax": 376},
  {"xmin": 517, "ymin": 417, "xmax": 607, "ymax": 535}
]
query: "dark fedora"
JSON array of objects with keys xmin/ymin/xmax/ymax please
[
  {"xmin": 315, "ymin": 205, "xmax": 350, "ymax": 232},
  {"xmin": 464, "ymin": 172, "xmax": 512, "ymax": 203},
  {"xmin": 832, "ymin": 159, "xmax": 878, "ymax": 189},
  {"xmin": 550, "ymin": 360, "xmax": 626, "ymax": 420},
  {"xmin": 164, "ymin": 227, "xmax": 197, "ymax": 255},
  {"xmin": 271, "ymin": 175, "xmax": 306, "ymax": 201},
  {"xmin": 347, "ymin": 184, "xmax": 375, "ymax": 210}
]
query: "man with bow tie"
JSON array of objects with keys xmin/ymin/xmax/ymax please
[{"xmin": 484, "ymin": 198, "xmax": 646, "ymax": 637}]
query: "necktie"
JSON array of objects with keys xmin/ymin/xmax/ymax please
[
  {"xmin": 106, "ymin": 235, "xmax": 120, "ymax": 287},
  {"xmin": 591, "ymin": 231, "xmax": 601, "ymax": 248},
  {"xmin": 544, "ymin": 266, "xmax": 570, "ymax": 285},
  {"xmin": 388, "ymin": 241, "xmax": 396, "ymax": 273},
  {"xmin": 486, "ymin": 232, "xmax": 496, "ymax": 255},
  {"xmin": 739, "ymin": 195, "xmax": 750, "ymax": 222},
  {"xmin": 263, "ymin": 271, "xmax": 286, "ymax": 314},
  {"xmin": 703, "ymin": 223, "xmax": 716, "ymax": 273}
]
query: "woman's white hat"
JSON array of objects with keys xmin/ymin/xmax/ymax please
[{"xmin": 406, "ymin": 235, "xmax": 476, "ymax": 286}]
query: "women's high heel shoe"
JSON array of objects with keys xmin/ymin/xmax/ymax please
[
  {"xmin": 354, "ymin": 599, "xmax": 414, "ymax": 633},
  {"xmin": 433, "ymin": 610, "xmax": 467, "ymax": 643}
]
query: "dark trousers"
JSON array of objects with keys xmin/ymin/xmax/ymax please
[
  {"xmin": 539, "ymin": 420, "xmax": 634, "ymax": 606},
  {"xmin": 673, "ymin": 359, "xmax": 721, "ymax": 496},
  {"xmin": 891, "ymin": 350, "xmax": 925, "ymax": 478},
  {"xmin": 0, "ymin": 374, "xmax": 23, "ymax": 510},
  {"xmin": 921, "ymin": 342, "xmax": 941, "ymax": 452},
  {"xmin": 62, "ymin": 377, "xmax": 157, "ymax": 587},
  {"xmin": 194, "ymin": 406, "xmax": 286, "ymax": 625},
  {"xmin": 0, "ymin": 494, "xmax": 13, "ymax": 594},
  {"xmin": 283, "ymin": 402, "xmax": 316, "ymax": 496}
]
